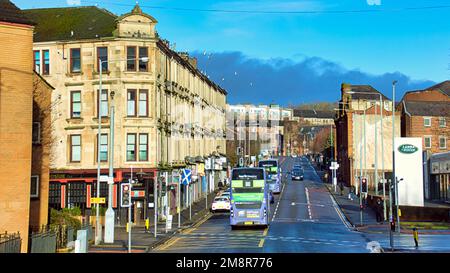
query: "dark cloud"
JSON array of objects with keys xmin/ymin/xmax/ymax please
[{"xmin": 190, "ymin": 51, "xmax": 436, "ymax": 106}]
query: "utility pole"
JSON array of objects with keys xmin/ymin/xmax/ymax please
[
  {"xmin": 359, "ymin": 113, "xmax": 363, "ymax": 226},
  {"xmin": 389, "ymin": 178, "xmax": 394, "ymax": 251},
  {"xmin": 392, "ymin": 80, "xmax": 400, "ymax": 233},
  {"xmin": 95, "ymin": 57, "xmax": 103, "ymax": 246},
  {"xmin": 178, "ymin": 171, "xmax": 181, "ymax": 229},
  {"xmin": 104, "ymin": 89, "xmax": 115, "ymax": 243},
  {"xmin": 128, "ymin": 166, "xmax": 133, "ymax": 253},
  {"xmin": 380, "ymin": 94, "xmax": 387, "ymax": 221},
  {"xmin": 153, "ymin": 176, "xmax": 157, "ymax": 238},
  {"xmin": 374, "ymin": 100, "xmax": 378, "ymax": 196}
]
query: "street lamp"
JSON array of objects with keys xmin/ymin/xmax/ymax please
[
  {"xmin": 392, "ymin": 80, "xmax": 400, "ymax": 232},
  {"xmin": 96, "ymin": 56, "xmax": 149, "ymax": 245}
]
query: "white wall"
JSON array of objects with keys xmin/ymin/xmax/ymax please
[{"xmin": 395, "ymin": 137, "xmax": 424, "ymax": 207}]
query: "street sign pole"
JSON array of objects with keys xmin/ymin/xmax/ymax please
[
  {"xmin": 128, "ymin": 166, "xmax": 133, "ymax": 253},
  {"xmin": 154, "ymin": 176, "xmax": 157, "ymax": 238},
  {"xmin": 178, "ymin": 175, "xmax": 181, "ymax": 228}
]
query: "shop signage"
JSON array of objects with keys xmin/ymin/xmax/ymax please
[{"xmin": 398, "ymin": 144, "xmax": 419, "ymax": 154}]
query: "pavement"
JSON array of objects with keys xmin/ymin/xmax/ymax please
[
  {"xmin": 88, "ymin": 191, "xmax": 219, "ymax": 253},
  {"xmin": 319, "ymin": 164, "xmax": 450, "ymax": 252}
]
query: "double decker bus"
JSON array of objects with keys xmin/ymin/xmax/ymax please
[
  {"xmin": 258, "ymin": 159, "xmax": 281, "ymax": 194},
  {"xmin": 230, "ymin": 168, "xmax": 270, "ymax": 228}
]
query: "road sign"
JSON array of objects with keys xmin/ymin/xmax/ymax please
[
  {"xmin": 99, "ymin": 175, "xmax": 109, "ymax": 182},
  {"xmin": 91, "ymin": 197, "xmax": 106, "ymax": 204},
  {"xmin": 181, "ymin": 169, "xmax": 192, "ymax": 185}
]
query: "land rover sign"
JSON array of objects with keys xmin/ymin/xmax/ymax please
[{"xmin": 398, "ymin": 144, "xmax": 419, "ymax": 154}]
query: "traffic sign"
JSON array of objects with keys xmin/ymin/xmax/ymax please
[
  {"xmin": 91, "ymin": 197, "xmax": 106, "ymax": 204},
  {"xmin": 181, "ymin": 169, "xmax": 192, "ymax": 185}
]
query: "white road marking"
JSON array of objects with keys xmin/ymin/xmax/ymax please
[
  {"xmin": 272, "ymin": 183, "xmax": 285, "ymax": 222},
  {"xmin": 305, "ymin": 187, "xmax": 313, "ymax": 220}
]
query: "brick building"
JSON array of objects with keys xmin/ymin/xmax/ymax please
[
  {"xmin": 0, "ymin": 0, "xmax": 35, "ymax": 252},
  {"xmin": 397, "ymin": 81, "xmax": 450, "ymax": 202}
]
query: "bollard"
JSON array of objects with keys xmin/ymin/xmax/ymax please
[{"xmin": 145, "ymin": 218, "xmax": 150, "ymax": 233}]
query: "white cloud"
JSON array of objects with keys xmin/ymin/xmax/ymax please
[
  {"xmin": 67, "ymin": 0, "xmax": 81, "ymax": 6},
  {"xmin": 366, "ymin": 0, "xmax": 381, "ymax": 5}
]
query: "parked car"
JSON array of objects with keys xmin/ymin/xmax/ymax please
[{"xmin": 211, "ymin": 196, "xmax": 231, "ymax": 212}]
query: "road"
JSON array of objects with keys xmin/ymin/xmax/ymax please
[{"xmin": 153, "ymin": 156, "xmax": 373, "ymax": 253}]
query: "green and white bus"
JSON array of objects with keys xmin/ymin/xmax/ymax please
[{"xmin": 230, "ymin": 167, "xmax": 270, "ymax": 228}]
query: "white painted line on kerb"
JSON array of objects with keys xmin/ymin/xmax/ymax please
[{"xmin": 305, "ymin": 187, "xmax": 312, "ymax": 220}]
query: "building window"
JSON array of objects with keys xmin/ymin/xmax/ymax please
[
  {"xmin": 30, "ymin": 175, "xmax": 39, "ymax": 198},
  {"xmin": 32, "ymin": 122, "xmax": 41, "ymax": 144},
  {"xmin": 70, "ymin": 48, "xmax": 81, "ymax": 73},
  {"xmin": 138, "ymin": 90, "xmax": 148, "ymax": 117},
  {"xmin": 98, "ymin": 89, "xmax": 108, "ymax": 117},
  {"xmin": 71, "ymin": 91, "xmax": 81, "ymax": 118},
  {"xmin": 127, "ymin": 89, "xmax": 137, "ymax": 116},
  {"xmin": 439, "ymin": 117, "xmax": 446, "ymax": 128},
  {"xmin": 127, "ymin": 134, "xmax": 136, "ymax": 161},
  {"xmin": 139, "ymin": 134, "xmax": 148, "ymax": 161},
  {"xmin": 424, "ymin": 136, "xmax": 432, "ymax": 149},
  {"xmin": 70, "ymin": 135, "xmax": 81, "ymax": 162},
  {"xmin": 48, "ymin": 182, "xmax": 61, "ymax": 210},
  {"xmin": 97, "ymin": 47, "xmax": 108, "ymax": 72},
  {"xmin": 91, "ymin": 181, "xmax": 109, "ymax": 199},
  {"xmin": 127, "ymin": 46, "xmax": 136, "ymax": 71},
  {"xmin": 440, "ymin": 136, "xmax": 447, "ymax": 150},
  {"xmin": 98, "ymin": 133, "xmax": 108, "ymax": 162},
  {"xmin": 42, "ymin": 50, "xmax": 49, "ymax": 75},
  {"xmin": 127, "ymin": 134, "xmax": 137, "ymax": 161},
  {"xmin": 67, "ymin": 182, "xmax": 86, "ymax": 209},
  {"xmin": 139, "ymin": 47, "xmax": 148, "ymax": 71},
  {"xmin": 34, "ymin": 50, "xmax": 41, "ymax": 73},
  {"xmin": 424, "ymin": 117, "xmax": 431, "ymax": 127}
]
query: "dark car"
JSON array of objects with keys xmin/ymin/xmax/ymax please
[{"xmin": 291, "ymin": 169, "xmax": 304, "ymax": 181}]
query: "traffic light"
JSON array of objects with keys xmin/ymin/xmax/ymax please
[
  {"xmin": 121, "ymin": 183, "xmax": 131, "ymax": 207},
  {"xmin": 361, "ymin": 177, "xmax": 368, "ymax": 193}
]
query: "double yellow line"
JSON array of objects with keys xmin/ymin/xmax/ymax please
[
  {"xmin": 258, "ymin": 227, "xmax": 269, "ymax": 248},
  {"xmin": 154, "ymin": 213, "xmax": 213, "ymax": 251}
]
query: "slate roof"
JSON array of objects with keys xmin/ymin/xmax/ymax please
[
  {"xmin": 403, "ymin": 101, "xmax": 450, "ymax": 117},
  {"xmin": 347, "ymin": 85, "xmax": 390, "ymax": 101},
  {"xmin": 0, "ymin": 0, "xmax": 35, "ymax": 25},
  {"xmin": 23, "ymin": 6, "xmax": 117, "ymax": 42},
  {"xmin": 293, "ymin": 109, "xmax": 335, "ymax": 119},
  {"xmin": 427, "ymin": 80, "xmax": 450, "ymax": 97}
]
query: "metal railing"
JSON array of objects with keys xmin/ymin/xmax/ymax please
[
  {"xmin": 29, "ymin": 227, "xmax": 57, "ymax": 253},
  {"xmin": 29, "ymin": 224, "xmax": 78, "ymax": 253},
  {"xmin": 0, "ymin": 232, "xmax": 21, "ymax": 253}
]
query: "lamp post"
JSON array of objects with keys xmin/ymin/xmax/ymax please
[
  {"xmin": 392, "ymin": 80, "xmax": 400, "ymax": 233},
  {"xmin": 96, "ymin": 56, "xmax": 149, "ymax": 245}
]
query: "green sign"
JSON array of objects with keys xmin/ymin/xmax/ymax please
[
  {"xmin": 398, "ymin": 144, "xmax": 418, "ymax": 154},
  {"xmin": 232, "ymin": 193, "xmax": 264, "ymax": 202}
]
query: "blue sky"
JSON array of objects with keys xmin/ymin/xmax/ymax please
[{"xmin": 15, "ymin": 0, "xmax": 450, "ymax": 105}]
